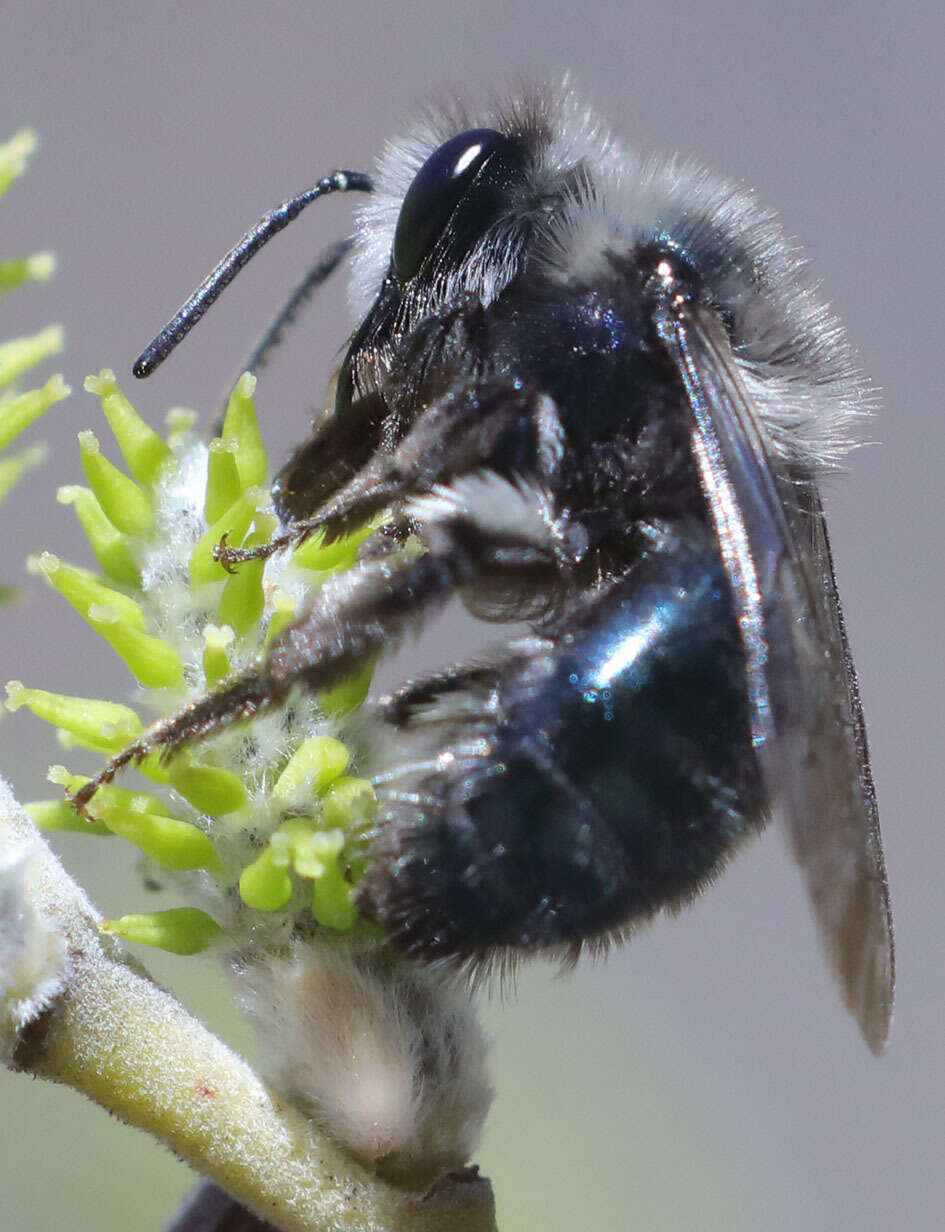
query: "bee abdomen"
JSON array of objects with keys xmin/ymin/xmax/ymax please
[{"xmin": 360, "ymin": 524, "xmax": 766, "ymax": 958}]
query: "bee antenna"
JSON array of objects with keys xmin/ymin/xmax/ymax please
[{"xmin": 132, "ymin": 170, "xmax": 374, "ymax": 379}]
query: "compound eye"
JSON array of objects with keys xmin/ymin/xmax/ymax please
[{"xmin": 392, "ymin": 128, "xmax": 517, "ymax": 282}]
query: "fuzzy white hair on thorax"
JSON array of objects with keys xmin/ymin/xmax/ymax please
[
  {"xmin": 348, "ymin": 82, "xmax": 870, "ymax": 475},
  {"xmin": 236, "ymin": 943, "xmax": 492, "ymax": 1185},
  {"xmin": 538, "ymin": 150, "xmax": 871, "ymax": 472}
]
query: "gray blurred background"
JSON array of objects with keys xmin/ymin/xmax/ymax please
[{"xmin": 1, "ymin": 3, "xmax": 942, "ymax": 1229}]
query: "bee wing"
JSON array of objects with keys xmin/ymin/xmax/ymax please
[
  {"xmin": 789, "ymin": 486, "xmax": 894, "ymax": 1053},
  {"xmin": 660, "ymin": 302, "xmax": 894, "ymax": 1053}
]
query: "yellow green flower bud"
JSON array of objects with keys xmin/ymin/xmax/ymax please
[
  {"xmin": 47, "ymin": 764, "xmax": 176, "ymax": 817},
  {"xmin": 204, "ymin": 438, "xmax": 242, "ymax": 523},
  {"xmin": 135, "ymin": 751, "xmax": 172, "ymax": 786},
  {"xmin": 290, "ymin": 522, "xmax": 376, "ymax": 572},
  {"xmin": 90, "ymin": 802, "xmax": 222, "ymax": 872},
  {"xmin": 221, "ymin": 372, "xmax": 267, "ymax": 489},
  {"xmin": 0, "ymin": 373, "xmax": 69, "ymax": 449},
  {"xmin": 0, "ymin": 325, "xmax": 63, "ymax": 391},
  {"xmin": 84, "ymin": 370, "xmax": 173, "ymax": 487},
  {"xmin": 55, "ymin": 726, "xmax": 118, "ymax": 758},
  {"xmin": 0, "ymin": 250, "xmax": 55, "ymax": 297},
  {"xmin": 280, "ymin": 819, "xmax": 329, "ymax": 879},
  {"xmin": 306, "ymin": 832, "xmax": 358, "ymax": 931},
  {"xmin": 28, "ymin": 552, "xmax": 183, "ymax": 687},
  {"xmin": 5, "ymin": 681, "xmax": 142, "ymax": 750},
  {"xmin": 164, "ymin": 406, "xmax": 197, "ymax": 449},
  {"xmin": 0, "ymin": 442, "xmax": 45, "ymax": 503},
  {"xmin": 239, "ymin": 844, "xmax": 293, "ymax": 911},
  {"xmin": 48, "ymin": 737, "xmax": 167, "ymax": 787},
  {"xmin": 31, "ymin": 550, "xmax": 146, "ymax": 631},
  {"xmin": 201, "ymin": 623, "xmax": 235, "ymax": 686},
  {"xmin": 312, "ymin": 877, "xmax": 358, "ymax": 931},
  {"xmin": 168, "ymin": 758, "xmax": 248, "ymax": 816},
  {"xmin": 217, "ymin": 512, "xmax": 276, "ymax": 636},
  {"xmin": 271, "ymin": 736, "xmax": 350, "ymax": 807},
  {"xmin": 0, "ymin": 128, "xmax": 38, "ymax": 198},
  {"xmin": 263, "ymin": 589, "xmax": 297, "ymax": 646},
  {"xmin": 101, "ymin": 908, "xmax": 221, "ymax": 955},
  {"xmin": 78, "ymin": 430, "xmax": 153, "ymax": 536},
  {"xmin": 56, "ymin": 485, "xmax": 141, "ymax": 588},
  {"xmin": 83, "ymin": 601, "xmax": 185, "ymax": 689},
  {"xmin": 321, "ymin": 776, "xmax": 377, "ymax": 832},
  {"xmin": 189, "ymin": 485, "xmax": 267, "ymax": 586},
  {"xmin": 319, "ymin": 661, "xmax": 374, "ymax": 717},
  {"xmin": 25, "ymin": 799, "xmax": 113, "ymax": 836}
]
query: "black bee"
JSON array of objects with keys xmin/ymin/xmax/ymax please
[{"xmin": 77, "ymin": 85, "xmax": 893, "ymax": 1052}]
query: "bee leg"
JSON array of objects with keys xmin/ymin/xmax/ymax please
[
  {"xmin": 379, "ymin": 660, "xmax": 511, "ymax": 725},
  {"xmin": 271, "ymin": 390, "xmax": 393, "ymax": 529},
  {"xmin": 359, "ymin": 520, "xmax": 767, "ymax": 959},
  {"xmin": 69, "ymin": 547, "xmax": 473, "ymax": 813},
  {"xmin": 221, "ymin": 382, "xmax": 566, "ymax": 567}
]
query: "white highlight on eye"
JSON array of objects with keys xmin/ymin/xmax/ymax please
[
  {"xmin": 592, "ymin": 607, "xmax": 669, "ymax": 688},
  {"xmin": 454, "ymin": 142, "xmax": 484, "ymax": 176}
]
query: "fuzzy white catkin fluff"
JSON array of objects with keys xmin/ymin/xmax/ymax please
[{"xmin": 237, "ymin": 944, "xmax": 492, "ymax": 1182}]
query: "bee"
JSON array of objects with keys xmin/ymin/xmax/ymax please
[{"xmin": 76, "ymin": 84, "xmax": 893, "ymax": 1053}]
